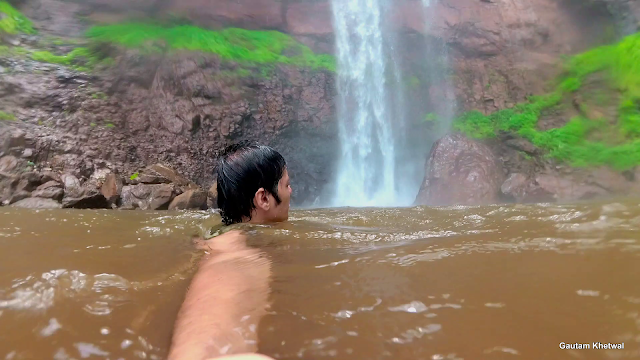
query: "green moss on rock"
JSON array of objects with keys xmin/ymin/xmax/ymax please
[
  {"xmin": 453, "ymin": 32, "xmax": 640, "ymax": 171},
  {"xmin": 85, "ymin": 23, "xmax": 336, "ymax": 72},
  {"xmin": 0, "ymin": 1, "xmax": 35, "ymax": 35}
]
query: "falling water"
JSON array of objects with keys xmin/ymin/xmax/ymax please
[
  {"xmin": 328, "ymin": 0, "xmax": 455, "ymax": 207},
  {"xmin": 330, "ymin": 0, "xmax": 402, "ymax": 207}
]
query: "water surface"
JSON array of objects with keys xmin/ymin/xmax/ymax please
[{"xmin": 1, "ymin": 201, "xmax": 639, "ymax": 359}]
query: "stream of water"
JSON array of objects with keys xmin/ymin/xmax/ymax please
[
  {"xmin": 330, "ymin": 0, "xmax": 402, "ymax": 207},
  {"xmin": 1, "ymin": 201, "xmax": 639, "ymax": 359}
]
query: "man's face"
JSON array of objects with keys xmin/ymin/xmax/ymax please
[{"xmin": 270, "ymin": 169, "xmax": 292, "ymax": 222}]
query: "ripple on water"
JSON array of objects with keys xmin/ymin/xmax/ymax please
[
  {"xmin": 40, "ymin": 318, "xmax": 62, "ymax": 337},
  {"xmin": 390, "ymin": 323, "xmax": 442, "ymax": 344},
  {"xmin": 388, "ymin": 301, "xmax": 429, "ymax": 313},
  {"xmin": 0, "ymin": 270, "xmax": 132, "ymax": 313}
]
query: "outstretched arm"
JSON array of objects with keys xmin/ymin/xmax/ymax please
[{"xmin": 168, "ymin": 230, "xmax": 274, "ymax": 360}]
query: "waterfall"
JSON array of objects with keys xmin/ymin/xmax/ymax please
[
  {"xmin": 329, "ymin": 0, "xmax": 403, "ymax": 207},
  {"xmin": 327, "ymin": 0, "xmax": 455, "ymax": 208}
]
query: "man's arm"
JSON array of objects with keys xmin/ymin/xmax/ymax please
[{"xmin": 168, "ymin": 231, "xmax": 273, "ymax": 360}]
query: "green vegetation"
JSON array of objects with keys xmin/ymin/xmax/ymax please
[
  {"xmin": 0, "ymin": 1, "xmax": 35, "ymax": 35},
  {"xmin": 130, "ymin": 172, "xmax": 139, "ymax": 181},
  {"xmin": 91, "ymin": 92, "xmax": 108, "ymax": 100},
  {"xmin": 105, "ymin": 123, "xmax": 115, "ymax": 128},
  {"xmin": 30, "ymin": 47, "xmax": 105, "ymax": 70},
  {"xmin": 3, "ymin": 8, "xmax": 334, "ymax": 74},
  {"xmin": 453, "ymin": 32, "xmax": 640, "ymax": 171},
  {"xmin": 0, "ymin": 111, "xmax": 16, "ymax": 121},
  {"xmin": 423, "ymin": 112, "xmax": 438, "ymax": 123},
  {"xmin": 85, "ymin": 23, "xmax": 336, "ymax": 72}
]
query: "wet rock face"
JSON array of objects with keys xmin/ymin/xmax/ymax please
[
  {"xmin": 415, "ymin": 134, "xmax": 504, "ymax": 206},
  {"xmin": 0, "ymin": 47, "xmax": 338, "ymax": 206}
]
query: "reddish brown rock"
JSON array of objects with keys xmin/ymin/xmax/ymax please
[
  {"xmin": 501, "ymin": 173, "xmax": 554, "ymax": 203},
  {"xmin": 535, "ymin": 173, "xmax": 609, "ymax": 202},
  {"xmin": 136, "ymin": 164, "xmax": 192, "ymax": 187},
  {"xmin": 168, "ymin": 189, "xmax": 207, "ymax": 210},
  {"xmin": 587, "ymin": 167, "xmax": 631, "ymax": 194},
  {"xmin": 0, "ymin": 156, "xmax": 19, "ymax": 173},
  {"xmin": 165, "ymin": 0, "xmax": 284, "ymax": 30},
  {"xmin": 415, "ymin": 134, "xmax": 504, "ymax": 206},
  {"xmin": 286, "ymin": 2, "xmax": 333, "ymax": 35},
  {"xmin": 101, "ymin": 173, "xmax": 123, "ymax": 207}
]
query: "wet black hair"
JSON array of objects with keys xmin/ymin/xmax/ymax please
[{"xmin": 216, "ymin": 141, "xmax": 287, "ymax": 226}]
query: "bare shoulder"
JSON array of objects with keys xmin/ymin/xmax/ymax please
[
  {"xmin": 194, "ymin": 230, "xmax": 248, "ymax": 253},
  {"xmin": 207, "ymin": 355, "xmax": 275, "ymax": 360}
]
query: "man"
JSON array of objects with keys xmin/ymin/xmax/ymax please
[{"xmin": 168, "ymin": 142, "xmax": 292, "ymax": 360}]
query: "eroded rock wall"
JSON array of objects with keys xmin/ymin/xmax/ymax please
[{"xmin": 1, "ymin": 51, "xmax": 337, "ymax": 206}]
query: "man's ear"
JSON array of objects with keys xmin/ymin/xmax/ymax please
[{"xmin": 253, "ymin": 188, "xmax": 271, "ymax": 211}]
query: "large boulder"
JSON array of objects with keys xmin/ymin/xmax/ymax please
[
  {"xmin": 135, "ymin": 164, "xmax": 192, "ymax": 187},
  {"xmin": 415, "ymin": 134, "xmax": 504, "ymax": 206},
  {"xmin": 32, "ymin": 181, "xmax": 64, "ymax": 201},
  {"xmin": 120, "ymin": 183, "xmax": 175, "ymax": 210},
  {"xmin": 0, "ymin": 155, "xmax": 19, "ymax": 173},
  {"xmin": 60, "ymin": 173, "xmax": 109, "ymax": 209},
  {"xmin": 501, "ymin": 167, "xmax": 633, "ymax": 203},
  {"xmin": 101, "ymin": 173, "xmax": 123, "ymax": 207},
  {"xmin": 10, "ymin": 198, "xmax": 63, "ymax": 209},
  {"xmin": 168, "ymin": 188, "xmax": 207, "ymax": 210}
]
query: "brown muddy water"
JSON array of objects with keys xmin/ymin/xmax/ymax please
[{"xmin": 1, "ymin": 201, "xmax": 640, "ymax": 360}]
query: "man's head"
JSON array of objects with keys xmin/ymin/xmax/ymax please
[{"xmin": 216, "ymin": 141, "xmax": 292, "ymax": 226}]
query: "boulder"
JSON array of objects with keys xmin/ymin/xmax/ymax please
[
  {"xmin": 101, "ymin": 173, "xmax": 122, "ymax": 207},
  {"xmin": 32, "ymin": 181, "xmax": 64, "ymax": 201},
  {"xmin": 1, "ymin": 129, "xmax": 26, "ymax": 153},
  {"xmin": 60, "ymin": 173, "xmax": 83, "ymax": 198},
  {"xmin": 120, "ymin": 183, "xmax": 175, "ymax": 210},
  {"xmin": 415, "ymin": 133, "xmax": 504, "ymax": 206},
  {"xmin": 11, "ymin": 198, "xmax": 63, "ymax": 209},
  {"xmin": 41, "ymin": 171, "xmax": 61, "ymax": 184},
  {"xmin": 501, "ymin": 173, "xmax": 554, "ymax": 203},
  {"xmin": 59, "ymin": 173, "xmax": 109, "ymax": 208},
  {"xmin": 15, "ymin": 171, "xmax": 42, "ymax": 192},
  {"xmin": 168, "ymin": 188, "xmax": 207, "ymax": 210},
  {"xmin": 534, "ymin": 173, "xmax": 608, "ymax": 202},
  {"xmin": 62, "ymin": 189, "xmax": 109, "ymax": 209},
  {"xmin": 135, "ymin": 164, "xmax": 192, "ymax": 187},
  {"xmin": 0, "ymin": 155, "xmax": 19, "ymax": 173},
  {"xmin": 7, "ymin": 191, "xmax": 31, "ymax": 205}
]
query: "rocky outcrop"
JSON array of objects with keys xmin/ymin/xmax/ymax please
[
  {"xmin": 416, "ymin": 132, "xmax": 640, "ymax": 206},
  {"xmin": 0, "ymin": 150, "xmax": 212, "ymax": 210},
  {"xmin": 415, "ymin": 134, "xmax": 504, "ymax": 206},
  {"xmin": 0, "ymin": 46, "xmax": 337, "ymax": 206},
  {"xmin": 500, "ymin": 167, "xmax": 638, "ymax": 203}
]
